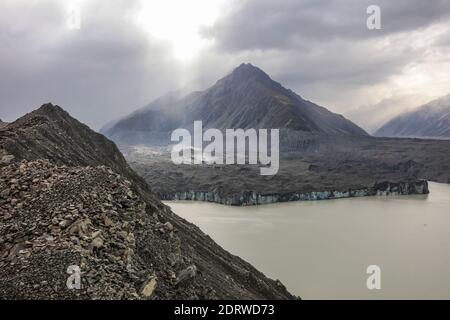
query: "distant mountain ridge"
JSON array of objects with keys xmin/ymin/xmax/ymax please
[
  {"xmin": 103, "ymin": 63, "xmax": 367, "ymax": 144},
  {"xmin": 375, "ymin": 94, "xmax": 450, "ymax": 139}
]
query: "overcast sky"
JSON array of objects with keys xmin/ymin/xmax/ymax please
[{"xmin": 0, "ymin": 0, "xmax": 449, "ymax": 131}]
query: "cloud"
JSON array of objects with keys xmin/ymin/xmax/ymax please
[
  {"xmin": 344, "ymin": 94, "xmax": 426, "ymax": 133},
  {"xmin": 203, "ymin": 0, "xmax": 450, "ymax": 51},
  {"xmin": 0, "ymin": 0, "xmax": 190, "ymax": 129},
  {"xmin": 200, "ymin": 0, "xmax": 450, "ymax": 118},
  {"xmin": 0, "ymin": 0, "xmax": 449, "ymax": 131}
]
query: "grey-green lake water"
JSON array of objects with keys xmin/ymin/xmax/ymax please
[{"xmin": 165, "ymin": 182, "xmax": 450, "ymax": 299}]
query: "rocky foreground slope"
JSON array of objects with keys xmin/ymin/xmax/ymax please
[{"xmin": 0, "ymin": 104, "xmax": 295, "ymax": 299}]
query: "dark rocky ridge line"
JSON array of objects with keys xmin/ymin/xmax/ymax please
[
  {"xmin": 158, "ymin": 180, "xmax": 429, "ymax": 206},
  {"xmin": 0, "ymin": 103, "xmax": 296, "ymax": 300}
]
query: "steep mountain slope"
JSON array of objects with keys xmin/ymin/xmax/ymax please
[
  {"xmin": 375, "ymin": 94, "xmax": 450, "ymax": 139},
  {"xmin": 0, "ymin": 103, "xmax": 295, "ymax": 299},
  {"xmin": 104, "ymin": 63, "xmax": 367, "ymax": 144}
]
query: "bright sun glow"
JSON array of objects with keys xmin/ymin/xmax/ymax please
[{"xmin": 135, "ymin": 0, "xmax": 224, "ymax": 60}]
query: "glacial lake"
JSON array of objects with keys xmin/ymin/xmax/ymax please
[{"xmin": 165, "ymin": 182, "xmax": 450, "ymax": 299}]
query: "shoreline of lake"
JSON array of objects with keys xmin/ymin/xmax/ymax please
[{"xmin": 165, "ymin": 182, "xmax": 450, "ymax": 299}]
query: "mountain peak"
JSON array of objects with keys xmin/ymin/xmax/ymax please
[
  {"xmin": 36, "ymin": 103, "xmax": 66, "ymax": 115},
  {"xmin": 233, "ymin": 62, "xmax": 262, "ymax": 73},
  {"xmin": 36, "ymin": 103, "xmax": 78, "ymax": 121},
  {"xmin": 105, "ymin": 64, "xmax": 368, "ymax": 141},
  {"xmin": 7, "ymin": 103, "xmax": 72, "ymax": 129},
  {"xmin": 215, "ymin": 63, "xmax": 282, "ymax": 93},
  {"xmin": 229, "ymin": 63, "xmax": 271, "ymax": 80}
]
